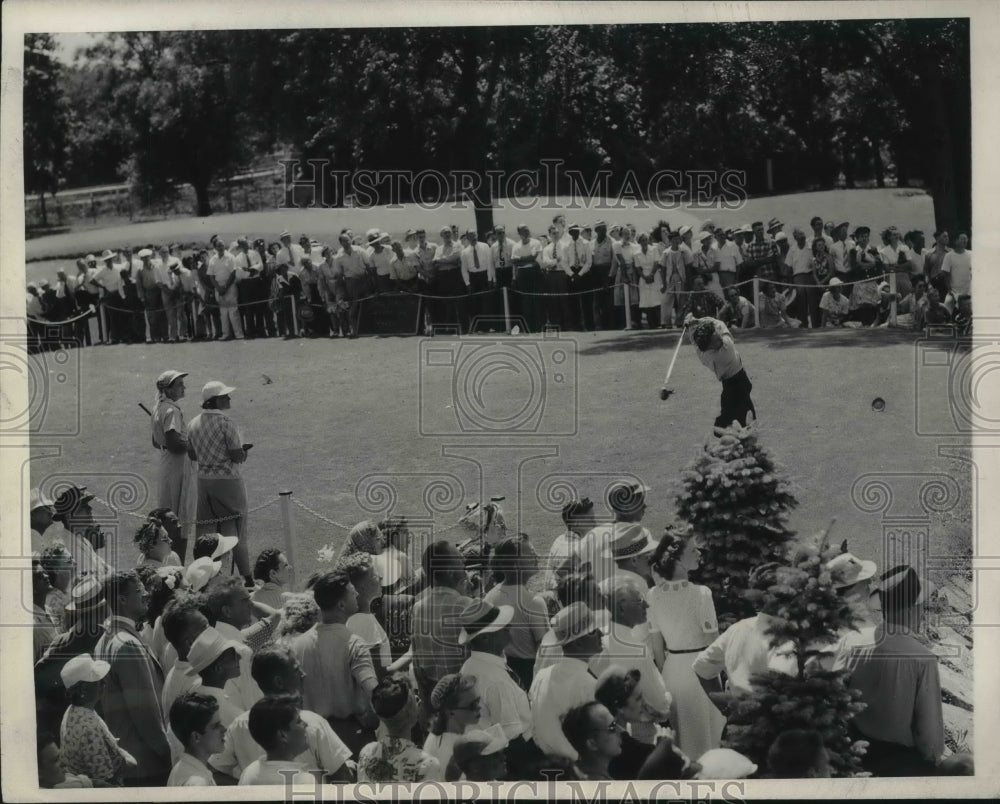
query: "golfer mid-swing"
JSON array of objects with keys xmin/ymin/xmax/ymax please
[{"xmin": 685, "ymin": 313, "xmax": 757, "ymax": 429}]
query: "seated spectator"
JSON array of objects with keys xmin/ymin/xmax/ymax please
[
  {"xmin": 31, "ymin": 557, "xmax": 58, "ymax": 663},
  {"xmin": 250, "ymin": 548, "xmax": 292, "ymax": 610},
  {"xmin": 148, "ymin": 507, "xmax": 188, "ymax": 568},
  {"xmin": 357, "ymin": 673, "xmax": 442, "ymax": 783},
  {"xmin": 424, "ymin": 673, "xmax": 482, "ymax": 772},
  {"xmin": 483, "ymin": 534, "xmax": 548, "ymax": 689},
  {"xmin": 561, "ymin": 701, "xmax": 623, "ymax": 781},
  {"xmin": 885, "ymin": 278, "xmax": 928, "ymax": 328},
  {"xmin": 59, "ymin": 653, "xmax": 137, "ymax": 786},
  {"xmin": 238, "ymin": 695, "xmax": 315, "ymax": 785},
  {"xmin": 953, "ymin": 294, "xmax": 972, "ymax": 335},
  {"xmin": 186, "ymin": 626, "xmax": 244, "ymax": 728},
  {"xmin": 210, "ymin": 644, "xmax": 353, "ymax": 782},
  {"xmin": 135, "ymin": 520, "xmax": 181, "ymax": 569},
  {"xmin": 336, "ymin": 552, "xmax": 391, "ymax": 678},
  {"xmin": 39, "ymin": 544, "xmax": 76, "ymax": 631},
  {"xmin": 184, "ymin": 556, "xmax": 222, "ymax": 593},
  {"xmin": 719, "ymin": 286, "xmax": 756, "ymax": 329},
  {"xmin": 766, "ymin": 729, "xmax": 831, "ymax": 778},
  {"xmin": 288, "ymin": 569, "xmax": 379, "ymax": 756},
  {"xmin": 37, "ymin": 731, "xmax": 94, "ymax": 789},
  {"xmin": 167, "ymin": 691, "xmax": 224, "ymax": 786},
  {"xmin": 923, "ymin": 287, "xmax": 952, "ymax": 326},
  {"xmin": 819, "ymin": 278, "xmax": 850, "ymax": 326},
  {"xmin": 95, "ymin": 570, "xmax": 173, "ymax": 785},
  {"xmin": 528, "ymin": 602, "xmax": 603, "ymax": 761},
  {"xmin": 757, "ymin": 281, "xmax": 794, "ymax": 328},
  {"xmin": 446, "ymin": 728, "xmax": 509, "ymax": 782}
]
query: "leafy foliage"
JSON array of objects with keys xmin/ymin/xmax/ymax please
[
  {"xmin": 678, "ymin": 423, "xmax": 798, "ymax": 628},
  {"xmin": 723, "ymin": 537, "xmax": 869, "ymax": 776},
  {"xmin": 23, "ymin": 34, "xmax": 69, "ymax": 222}
]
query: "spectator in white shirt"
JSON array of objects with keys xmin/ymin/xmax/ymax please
[
  {"xmin": 207, "ymin": 239, "xmax": 243, "ymax": 340},
  {"xmin": 461, "ymin": 230, "xmax": 495, "ymax": 328},
  {"xmin": 336, "ymin": 551, "xmax": 391, "ymax": 678},
  {"xmin": 562, "ymin": 223, "xmax": 594, "ymax": 331},
  {"xmin": 528, "ymin": 602, "xmax": 604, "ymax": 761},
  {"xmin": 167, "ymin": 691, "xmax": 224, "ymax": 786},
  {"xmin": 879, "ymin": 226, "xmax": 915, "ymax": 296},
  {"xmin": 819, "ymin": 277, "xmax": 850, "ymax": 327},
  {"xmin": 940, "ymin": 232, "xmax": 971, "ymax": 300},
  {"xmin": 210, "ymin": 644, "xmax": 353, "ymax": 782},
  {"xmin": 238, "ymin": 695, "xmax": 316, "ymax": 786}
]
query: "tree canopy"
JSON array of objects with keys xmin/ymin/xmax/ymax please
[{"xmin": 27, "ymin": 20, "xmax": 970, "ymax": 233}]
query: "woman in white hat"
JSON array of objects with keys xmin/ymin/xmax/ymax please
[
  {"xmin": 152, "ymin": 369, "xmax": 196, "ymax": 563},
  {"xmin": 187, "ymin": 380, "xmax": 253, "ymax": 583}
]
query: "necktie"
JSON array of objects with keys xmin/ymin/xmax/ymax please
[
  {"xmin": 499, "ymin": 242, "xmax": 506, "ymax": 269},
  {"xmin": 473, "ymin": 245, "xmax": 480, "ymax": 271},
  {"xmin": 574, "ymin": 242, "xmax": 579, "ymax": 267}
]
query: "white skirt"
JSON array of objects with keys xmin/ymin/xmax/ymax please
[{"xmin": 158, "ymin": 449, "xmax": 197, "ymax": 541}]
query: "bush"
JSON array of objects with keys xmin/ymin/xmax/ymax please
[{"xmin": 677, "ymin": 423, "xmax": 798, "ymax": 627}]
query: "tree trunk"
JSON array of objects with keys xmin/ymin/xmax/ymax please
[
  {"xmin": 193, "ymin": 180, "xmax": 213, "ymax": 217},
  {"xmin": 922, "ymin": 71, "xmax": 959, "ymax": 234},
  {"xmin": 38, "ymin": 191, "xmax": 48, "ymax": 227},
  {"xmin": 871, "ymin": 138, "xmax": 885, "ymax": 188}
]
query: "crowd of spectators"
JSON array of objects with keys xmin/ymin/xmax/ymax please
[
  {"xmin": 25, "ymin": 217, "xmax": 972, "ymax": 350},
  {"xmin": 29, "ymin": 480, "xmax": 970, "ymax": 788}
]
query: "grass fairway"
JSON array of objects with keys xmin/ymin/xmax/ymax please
[{"xmin": 26, "ymin": 326, "xmax": 970, "ymax": 579}]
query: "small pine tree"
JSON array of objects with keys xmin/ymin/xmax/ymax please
[
  {"xmin": 677, "ymin": 423, "xmax": 798, "ymax": 627},
  {"xmin": 723, "ymin": 535, "xmax": 870, "ymax": 777}
]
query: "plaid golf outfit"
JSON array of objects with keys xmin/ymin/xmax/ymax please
[
  {"xmin": 187, "ymin": 410, "xmax": 247, "ymax": 542},
  {"xmin": 409, "ymin": 586, "xmax": 473, "ymax": 703},
  {"xmin": 743, "ymin": 237, "xmax": 780, "ymax": 280}
]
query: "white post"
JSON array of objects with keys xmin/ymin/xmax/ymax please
[
  {"xmin": 889, "ymin": 271, "xmax": 898, "ymax": 327},
  {"xmin": 279, "ymin": 491, "xmax": 298, "ymax": 590},
  {"xmin": 753, "ymin": 277, "xmax": 761, "ymax": 328},
  {"xmin": 623, "ymin": 282, "xmax": 632, "ymax": 330},
  {"xmin": 502, "ymin": 286, "xmax": 512, "ymax": 333},
  {"xmin": 291, "ymin": 296, "xmax": 300, "ymax": 337},
  {"xmin": 99, "ymin": 303, "xmax": 108, "ymax": 344}
]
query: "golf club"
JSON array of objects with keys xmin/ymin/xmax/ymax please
[
  {"xmin": 138, "ymin": 402, "xmax": 152, "ymax": 417},
  {"xmin": 659, "ymin": 324, "xmax": 689, "ymax": 401}
]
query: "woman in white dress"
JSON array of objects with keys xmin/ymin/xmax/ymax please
[
  {"xmin": 151, "ymin": 370, "xmax": 196, "ymax": 562},
  {"xmin": 634, "ymin": 233, "xmax": 663, "ymax": 329},
  {"xmin": 646, "ymin": 525, "xmax": 725, "ymax": 759}
]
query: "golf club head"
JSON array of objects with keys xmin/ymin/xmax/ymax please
[{"xmin": 660, "ymin": 388, "xmax": 674, "ymax": 401}]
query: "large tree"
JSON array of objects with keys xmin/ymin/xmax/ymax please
[{"xmin": 23, "ymin": 34, "xmax": 69, "ymax": 226}]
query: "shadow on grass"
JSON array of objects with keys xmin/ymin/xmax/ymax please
[{"xmin": 578, "ymin": 326, "xmax": 923, "ymax": 356}]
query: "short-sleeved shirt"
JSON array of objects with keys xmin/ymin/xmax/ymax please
[
  {"xmin": 460, "ymin": 651, "xmax": 533, "ymax": 741},
  {"xmin": 691, "ymin": 613, "xmax": 780, "ymax": 696},
  {"xmin": 368, "ymin": 247, "xmax": 394, "ymax": 277},
  {"xmin": 590, "ymin": 237, "xmax": 615, "ymax": 267},
  {"xmin": 410, "ymin": 586, "xmax": 474, "ymax": 686},
  {"xmin": 347, "ymin": 611, "xmax": 392, "ymax": 667},
  {"xmin": 389, "ymin": 256, "xmax": 419, "ymax": 283},
  {"xmin": 357, "ymin": 737, "xmax": 442, "ymax": 783},
  {"xmin": 210, "ymin": 708, "xmax": 351, "ymax": 779},
  {"xmin": 334, "ymin": 249, "xmax": 368, "ymax": 280},
  {"xmin": 152, "ymin": 398, "xmax": 186, "ymax": 450},
  {"xmin": 819, "ymin": 291, "xmax": 851, "ymax": 318},
  {"xmin": 693, "ymin": 319, "xmax": 744, "ymax": 381},
  {"xmin": 208, "ymin": 252, "xmax": 238, "ymax": 286},
  {"xmin": 168, "ymin": 752, "xmax": 216, "ymax": 786},
  {"xmin": 187, "ymin": 410, "xmax": 242, "ymax": 479},
  {"xmin": 528, "ymin": 657, "xmax": 597, "ymax": 760},
  {"xmin": 717, "ymin": 241, "xmax": 742, "ymax": 273},
  {"xmin": 60, "ymin": 705, "xmax": 126, "ymax": 784},
  {"xmin": 239, "ymin": 758, "xmax": 314, "ymax": 786},
  {"xmin": 289, "ymin": 623, "xmax": 377, "ymax": 720},
  {"xmin": 941, "ymin": 249, "xmax": 972, "ymax": 296}
]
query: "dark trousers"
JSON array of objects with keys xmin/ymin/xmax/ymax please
[
  {"xmin": 793, "ymin": 273, "xmax": 822, "ymax": 328},
  {"xmin": 275, "ymin": 294, "xmax": 296, "ymax": 337},
  {"xmin": 496, "ymin": 264, "xmax": 516, "ymax": 323},
  {"xmin": 544, "ymin": 271, "xmax": 570, "ymax": 329},
  {"xmin": 716, "ymin": 369, "xmax": 756, "ymax": 429},
  {"xmin": 431, "ymin": 270, "xmax": 467, "ymax": 332},
  {"xmin": 591, "ymin": 264, "xmax": 614, "ymax": 329},
  {"xmin": 467, "ymin": 271, "xmax": 490, "ymax": 331},
  {"xmin": 639, "ymin": 305, "xmax": 661, "ymax": 329},
  {"xmin": 327, "ymin": 716, "xmax": 376, "ymax": 759},
  {"xmin": 849, "ymin": 724, "xmax": 938, "ymax": 777},
  {"xmin": 515, "ymin": 265, "xmax": 545, "ymax": 333}
]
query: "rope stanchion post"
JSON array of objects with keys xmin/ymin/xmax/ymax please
[
  {"xmin": 753, "ymin": 277, "xmax": 761, "ymax": 329},
  {"xmin": 502, "ymin": 286, "xmax": 512, "ymax": 333},
  {"xmin": 624, "ymin": 284, "xmax": 633, "ymax": 330},
  {"xmin": 889, "ymin": 271, "xmax": 898, "ymax": 327},
  {"xmin": 279, "ymin": 490, "xmax": 298, "ymax": 588},
  {"xmin": 291, "ymin": 296, "xmax": 299, "ymax": 337},
  {"xmin": 99, "ymin": 303, "xmax": 108, "ymax": 344}
]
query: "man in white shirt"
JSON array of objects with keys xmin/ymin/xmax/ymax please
[
  {"xmin": 491, "ymin": 224, "xmax": 518, "ymax": 315},
  {"xmin": 879, "ymin": 226, "xmax": 915, "ymax": 297},
  {"xmin": 510, "ymin": 223, "xmax": 544, "ymax": 333},
  {"xmin": 461, "ymin": 229, "xmax": 495, "ymax": 329},
  {"xmin": 208, "ymin": 239, "xmax": 244, "ymax": 340},
  {"xmin": 830, "ymin": 221, "xmax": 853, "ymax": 281},
  {"xmin": 939, "ymin": 232, "xmax": 971, "ymax": 300},
  {"xmin": 275, "ymin": 231, "xmax": 305, "ymax": 275},
  {"xmin": 819, "ymin": 277, "xmax": 851, "ymax": 327},
  {"xmin": 367, "ymin": 233, "xmax": 394, "ymax": 293},
  {"xmin": 167, "ymin": 691, "xmax": 225, "ymax": 786},
  {"xmin": 561, "ymin": 223, "xmax": 593, "ymax": 330},
  {"xmin": 786, "ymin": 227, "xmax": 820, "ymax": 327},
  {"xmin": 233, "ymin": 237, "xmax": 265, "ymax": 338},
  {"xmin": 528, "ymin": 603, "xmax": 603, "ymax": 760},
  {"xmin": 547, "ymin": 497, "xmax": 596, "ymax": 578},
  {"xmin": 716, "ymin": 229, "xmax": 742, "ymax": 292},
  {"xmin": 212, "ymin": 645, "xmax": 353, "ymax": 782},
  {"xmin": 540, "ymin": 225, "xmax": 570, "ymax": 329},
  {"xmin": 238, "ymin": 696, "xmax": 315, "ymax": 786}
]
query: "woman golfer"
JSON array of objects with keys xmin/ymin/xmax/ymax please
[
  {"xmin": 685, "ymin": 313, "xmax": 757, "ymax": 429},
  {"xmin": 151, "ymin": 370, "xmax": 196, "ymax": 562},
  {"xmin": 187, "ymin": 380, "xmax": 253, "ymax": 584}
]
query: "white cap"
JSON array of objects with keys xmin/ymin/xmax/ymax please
[
  {"xmin": 60, "ymin": 653, "xmax": 110, "ymax": 689},
  {"xmin": 30, "ymin": 488, "xmax": 54, "ymax": 511},
  {"xmin": 828, "ymin": 277, "xmax": 843, "ymax": 286},
  {"xmin": 201, "ymin": 380, "xmax": 236, "ymax": 403},
  {"xmin": 187, "ymin": 627, "xmax": 241, "ymax": 673}
]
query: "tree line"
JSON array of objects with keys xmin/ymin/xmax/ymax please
[{"xmin": 25, "ymin": 20, "xmax": 970, "ymax": 235}]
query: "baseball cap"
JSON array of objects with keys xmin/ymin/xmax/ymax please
[
  {"xmin": 201, "ymin": 380, "xmax": 235, "ymax": 403},
  {"xmin": 156, "ymin": 369, "xmax": 188, "ymax": 390}
]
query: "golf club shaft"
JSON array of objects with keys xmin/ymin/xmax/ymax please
[
  {"xmin": 662, "ymin": 326, "xmax": 687, "ymax": 387},
  {"xmin": 138, "ymin": 402, "xmax": 153, "ymax": 417}
]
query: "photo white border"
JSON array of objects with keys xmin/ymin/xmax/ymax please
[{"xmin": 2, "ymin": 0, "xmax": 998, "ymax": 800}]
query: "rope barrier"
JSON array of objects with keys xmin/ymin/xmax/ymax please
[
  {"xmin": 92, "ymin": 493, "xmax": 279, "ymax": 527},
  {"xmin": 26, "ymin": 306, "xmax": 97, "ymax": 326}
]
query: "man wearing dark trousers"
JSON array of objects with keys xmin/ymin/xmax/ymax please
[
  {"xmin": 589, "ymin": 221, "xmax": 615, "ymax": 330},
  {"xmin": 461, "ymin": 230, "xmax": 495, "ymax": 332}
]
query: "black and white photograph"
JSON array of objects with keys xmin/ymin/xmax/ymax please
[{"xmin": 1, "ymin": 1, "xmax": 997, "ymax": 799}]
